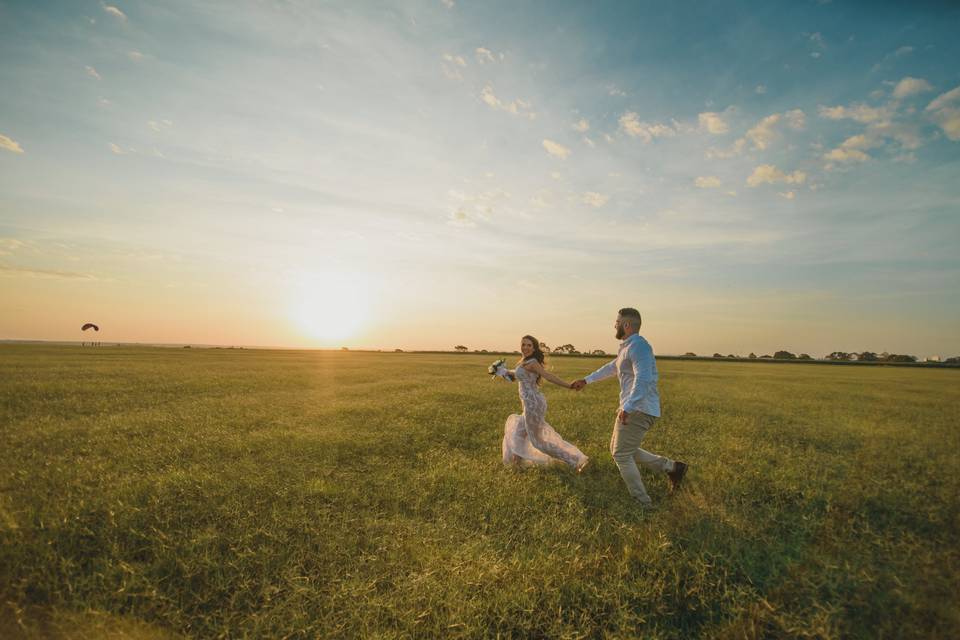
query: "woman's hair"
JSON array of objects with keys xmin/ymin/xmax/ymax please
[{"xmin": 521, "ymin": 334, "xmax": 546, "ymax": 384}]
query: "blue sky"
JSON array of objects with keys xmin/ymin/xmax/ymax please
[{"xmin": 1, "ymin": 0, "xmax": 959, "ymax": 357}]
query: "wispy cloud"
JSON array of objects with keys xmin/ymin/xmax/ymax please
[
  {"xmin": 573, "ymin": 118, "xmax": 590, "ymax": 133},
  {"xmin": 698, "ymin": 111, "xmax": 729, "ymax": 134},
  {"xmin": 480, "ymin": 85, "xmax": 535, "ymax": 118},
  {"xmin": 0, "ymin": 266, "xmax": 99, "ymax": 280},
  {"xmin": 892, "ymin": 76, "xmax": 933, "ymax": 99},
  {"xmin": 475, "ymin": 47, "xmax": 502, "ymax": 64},
  {"xmin": 746, "ymin": 164, "xmax": 806, "ymax": 187},
  {"xmin": 542, "ymin": 139, "xmax": 571, "ymax": 159},
  {"xmin": 85, "ymin": 65, "xmax": 101, "ymax": 80},
  {"xmin": 694, "ymin": 176, "xmax": 721, "ymax": 188},
  {"xmin": 619, "ymin": 112, "xmax": 676, "ymax": 142},
  {"xmin": 926, "ymin": 85, "xmax": 960, "ymax": 140},
  {"xmin": 127, "ymin": 50, "xmax": 143, "ymax": 61},
  {"xmin": 0, "ymin": 133, "xmax": 24, "ymax": 154},
  {"xmin": 101, "ymin": 3, "xmax": 127, "ymax": 21},
  {"xmin": 818, "ymin": 103, "xmax": 887, "ymax": 124},
  {"xmin": 440, "ymin": 0, "xmax": 454, "ymax": 8},
  {"xmin": 581, "ymin": 192, "xmax": 609, "ymax": 207},
  {"xmin": 607, "ymin": 84, "xmax": 626, "ymax": 97}
]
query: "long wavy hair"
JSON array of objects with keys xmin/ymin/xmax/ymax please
[{"xmin": 519, "ymin": 334, "xmax": 546, "ymax": 384}]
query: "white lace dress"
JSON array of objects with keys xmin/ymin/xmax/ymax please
[{"xmin": 502, "ymin": 364, "xmax": 588, "ymax": 468}]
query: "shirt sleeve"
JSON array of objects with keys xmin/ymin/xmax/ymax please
[
  {"xmin": 622, "ymin": 342, "xmax": 654, "ymax": 413},
  {"xmin": 584, "ymin": 358, "xmax": 617, "ymax": 384}
]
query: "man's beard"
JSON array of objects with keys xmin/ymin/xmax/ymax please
[{"xmin": 615, "ymin": 326, "xmax": 625, "ymax": 340}]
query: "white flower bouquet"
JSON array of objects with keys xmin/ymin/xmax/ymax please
[{"xmin": 488, "ymin": 358, "xmax": 515, "ymax": 381}]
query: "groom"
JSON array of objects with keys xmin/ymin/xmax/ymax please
[{"xmin": 571, "ymin": 308, "xmax": 687, "ymax": 507}]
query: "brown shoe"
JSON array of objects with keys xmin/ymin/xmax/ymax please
[{"xmin": 667, "ymin": 461, "xmax": 688, "ymax": 493}]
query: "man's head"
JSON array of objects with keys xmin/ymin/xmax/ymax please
[{"xmin": 615, "ymin": 307, "xmax": 642, "ymax": 340}]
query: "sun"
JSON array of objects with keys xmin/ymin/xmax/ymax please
[{"xmin": 289, "ymin": 271, "xmax": 372, "ymax": 343}]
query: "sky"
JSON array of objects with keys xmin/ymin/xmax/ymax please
[{"xmin": 1, "ymin": 0, "xmax": 959, "ymax": 358}]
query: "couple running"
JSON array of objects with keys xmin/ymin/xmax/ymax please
[{"xmin": 495, "ymin": 307, "xmax": 688, "ymax": 507}]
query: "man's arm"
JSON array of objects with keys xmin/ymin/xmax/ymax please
[{"xmin": 572, "ymin": 358, "xmax": 617, "ymax": 390}]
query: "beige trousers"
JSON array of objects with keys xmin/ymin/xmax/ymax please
[{"xmin": 610, "ymin": 411, "xmax": 674, "ymax": 504}]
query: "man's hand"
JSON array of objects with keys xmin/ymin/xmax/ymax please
[
  {"xmin": 618, "ymin": 409, "xmax": 630, "ymax": 424},
  {"xmin": 571, "ymin": 379, "xmax": 587, "ymax": 391}
]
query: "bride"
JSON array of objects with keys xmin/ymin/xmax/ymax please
[{"xmin": 497, "ymin": 335, "xmax": 591, "ymax": 472}]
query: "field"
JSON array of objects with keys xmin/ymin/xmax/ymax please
[{"xmin": 1, "ymin": 345, "xmax": 958, "ymax": 639}]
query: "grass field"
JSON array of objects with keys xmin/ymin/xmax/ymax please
[{"xmin": 1, "ymin": 345, "xmax": 958, "ymax": 639}]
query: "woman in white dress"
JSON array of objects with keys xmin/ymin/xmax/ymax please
[{"xmin": 500, "ymin": 335, "xmax": 591, "ymax": 472}]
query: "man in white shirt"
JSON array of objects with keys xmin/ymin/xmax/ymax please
[{"xmin": 572, "ymin": 307, "xmax": 687, "ymax": 506}]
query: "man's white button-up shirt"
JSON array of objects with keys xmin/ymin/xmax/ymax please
[{"xmin": 584, "ymin": 333, "xmax": 661, "ymax": 417}]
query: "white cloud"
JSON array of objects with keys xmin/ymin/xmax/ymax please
[
  {"xmin": 582, "ymin": 136, "xmax": 595, "ymax": 148},
  {"xmin": 705, "ymin": 137, "xmax": 746, "ymax": 159},
  {"xmin": 818, "ymin": 103, "xmax": 887, "ymax": 124},
  {"xmin": 0, "ymin": 133, "xmax": 24, "ymax": 154},
  {"xmin": 441, "ymin": 0, "xmax": 454, "ymax": 8},
  {"xmin": 582, "ymin": 192, "xmax": 609, "ymax": 207},
  {"xmin": 808, "ymin": 32, "xmax": 825, "ymax": 48},
  {"xmin": 0, "ymin": 238, "xmax": 26, "ymax": 256},
  {"xmin": 694, "ymin": 176, "xmax": 721, "ymax": 188},
  {"xmin": 85, "ymin": 65, "xmax": 101, "ymax": 80},
  {"xmin": 128, "ymin": 50, "xmax": 143, "ymax": 61},
  {"xmin": 755, "ymin": 85, "xmax": 767, "ymax": 95},
  {"xmin": 475, "ymin": 47, "xmax": 501, "ymax": 64},
  {"xmin": 619, "ymin": 112, "xmax": 676, "ymax": 143},
  {"xmin": 784, "ymin": 109, "xmax": 806, "ymax": 130},
  {"xmin": 542, "ymin": 139, "xmax": 571, "ymax": 159},
  {"xmin": 823, "ymin": 147, "xmax": 869, "ymax": 164},
  {"xmin": 698, "ymin": 111, "xmax": 729, "ymax": 134},
  {"xmin": 573, "ymin": 118, "xmax": 590, "ymax": 133},
  {"xmin": 778, "ymin": 191, "xmax": 796, "ymax": 199},
  {"xmin": 607, "ymin": 85, "xmax": 626, "ymax": 97},
  {"xmin": 442, "ymin": 53, "xmax": 466, "ymax": 67},
  {"xmin": 746, "ymin": 164, "xmax": 806, "ymax": 187},
  {"xmin": 109, "ymin": 143, "xmax": 127, "ymax": 155},
  {"xmin": 894, "ymin": 46, "xmax": 913, "ymax": 57},
  {"xmin": 102, "ymin": 3, "xmax": 127, "ymax": 21},
  {"xmin": 147, "ymin": 119, "xmax": 173, "ymax": 132},
  {"xmin": 480, "ymin": 85, "xmax": 535, "ymax": 119},
  {"xmin": 746, "ymin": 113, "xmax": 781, "ymax": 150},
  {"xmin": 926, "ymin": 86, "xmax": 960, "ymax": 141},
  {"xmin": 892, "ymin": 77, "xmax": 933, "ymax": 99},
  {"xmin": 448, "ymin": 208, "xmax": 474, "ymax": 227}
]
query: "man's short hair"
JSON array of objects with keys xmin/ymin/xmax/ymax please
[{"xmin": 618, "ymin": 307, "xmax": 642, "ymax": 327}]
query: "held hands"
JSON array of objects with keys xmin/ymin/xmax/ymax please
[{"xmin": 570, "ymin": 379, "xmax": 587, "ymax": 391}]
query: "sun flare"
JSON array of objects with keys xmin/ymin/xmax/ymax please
[{"xmin": 289, "ymin": 271, "xmax": 372, "ymax": 344}]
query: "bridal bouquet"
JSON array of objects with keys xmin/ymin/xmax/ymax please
[{"xmin": 488, "ymin": 358, "xmax": 515, "ymax": 382}]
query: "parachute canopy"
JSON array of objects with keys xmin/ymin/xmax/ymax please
[{"xmin": 81, "ymin": 323, "xmax": 99, "ymax": 332}]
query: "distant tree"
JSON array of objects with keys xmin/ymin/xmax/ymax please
[
  {"xmin": 394, "ymin": 348, "xmax": 403, "ymax": 352},
  {"xmin": 727, "ymin": 354, "xmax": 736, "ymax": 358},
  {"xmin": 591, "ymin": 349, "xmax": 607, "ymax": 356},
  {"xmin": 760, "ymin": 354, "xmax": 772, "ymax": 359},
  {"xmin": 826, "ymin": 351, "xmax": 852, "ymax": 361},
  {"xmin": 945, "ymin": 356, "xmax": 960, "ymax": 364},
  {"xmin": 774, "ymin": 350, "xmax": 797, "ymax": 360},
  {"xmin": 341, "ymin": 347, "xmax": 349, "ymax": 351},
  {"xmin": 684, "ymin": 352, "xmax": 697, "ymax": 357},
  {"xmin": 885, "ymin": 354, "xmax": 916, "ymax": 363},
  {"xmin": 748, "ymin": 352, "xmax": 757, "ymax": 359},
  {"xmin": 798, "ymin": 353, "xmax": 812, "ymax": 360},
  {"xmin": 540, "ymin": 343, "xmax": 551, "ymax": 353},
  {"xmin": 480, "ymin": 349, "xmax": 488, "ymax": 353},
  {"xmin": 858, "ymin": 351, "xmax": 878, "ymax": 362},
  {"xmin": 555, "ymin": 344, "xmax": 578, "ymax": 355},
  {"xmin": 713, "ymin": 353, "xmax": 723, "ymax": 358},
  {"xmin": 454, "ymin": 345, "xmax": 468, "ymax": 352}
]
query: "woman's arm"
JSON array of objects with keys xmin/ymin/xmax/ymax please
[{"xmin": 523, "ymin": 361, "xmax": 572, "ymax": 389}]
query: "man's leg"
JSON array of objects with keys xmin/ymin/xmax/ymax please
[
  {"xmin": 609, "ymin": 412, "xmax": 654, "ymax": 504},
  {"xmin": 631, "ymin": 413, "xmax": 673, "ymax": 473}
]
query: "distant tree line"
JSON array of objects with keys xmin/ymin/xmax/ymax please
[{"xmin": 681, "ymin": 350, "xmax": 955, "ymax": 363}]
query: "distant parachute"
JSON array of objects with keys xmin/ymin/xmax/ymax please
[{"xmin": 81, "ymin": 323, "xmax": 99, "ymax": 332}]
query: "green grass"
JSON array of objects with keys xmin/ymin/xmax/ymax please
[{"xmin": 1, "ymin": 345, "xmax": 958, "ymax": 639}]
